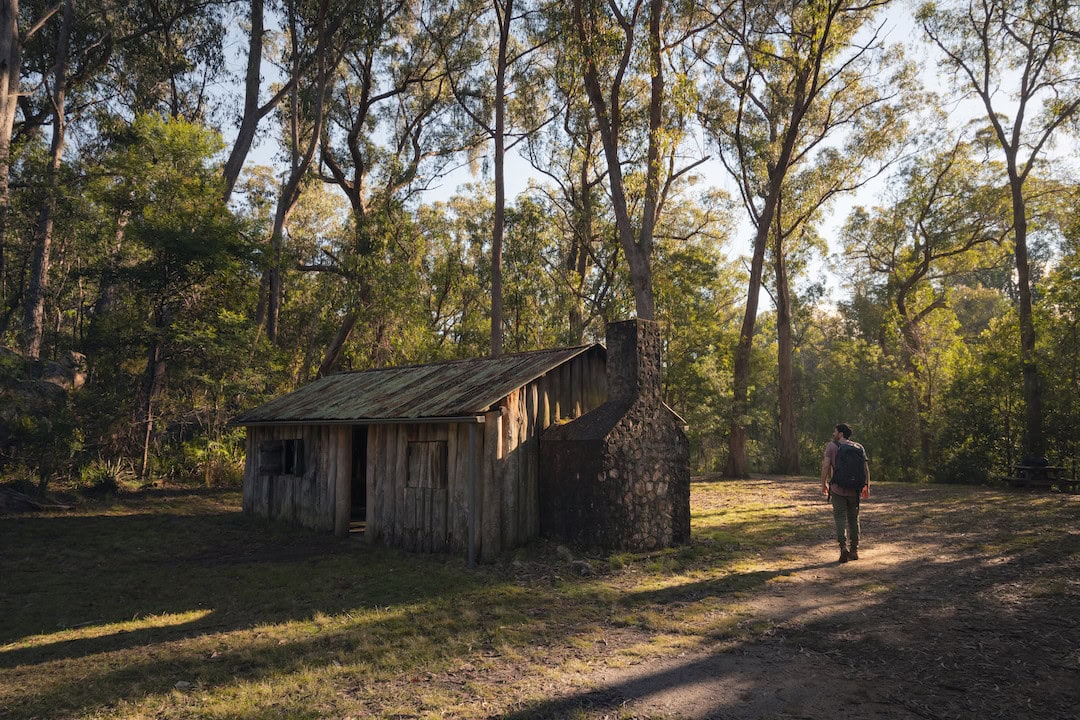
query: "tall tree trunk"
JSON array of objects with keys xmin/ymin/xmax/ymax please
[
  {"xmin": 140, "ymin": 333, "xmax": 167, "ymax": 480},
  {"xmin": 140, "ymin": 302, "xmax": 172, "ymax": 480},
  {"xmin": 573, "ymin": 0, "xmax": 660, "ymax": 321},
  {"xmin": 724, "ymin": 56, "xmax": 811, "ymax": 477},
  {"xmin": 568, "ymin": 152, "xmax": 592, "ymax": 343},
  {"xmin": 265, "ymin": 205, "xmax": 287, "ymax": 342},
  {"xmin": 222, "ymin": 0, "xmax": 265, "ymax": 202},
  {"xmin": 22, "ymin": 0, "xmax": 71, "ymax": 360},
  {"xmin": 726, "ymin": 219, "xmax": 768, "ymax": 478},
  {"xmin": 265, "ymin": 0, "xmax": 331, "ymax": 342},
  {"xmin": 898, "ymin": 319, "xmax": 932, "ymax": 473},
  {"xmin": 318, "ymin": 308, "xmax": 358, "ymax": 377},
  {"xmin": 0, "ymin": 2, "xmax": 58, "ymax": 332},
  {"xmin": 85, "ymin": 209, "xmax": 129, "ymax": 368},
  {"xmin": 490, "ymin": 0, "xmax": 511, "ymax": 357},
  {"xmin": 773, "ymin": 219, "xmax": 798, "ymax": 474},
  {"xmin": 0, "ymin": 0, "xmax": 17, "ymax": 304},
  {"xmin": 1009, "ymin": 174, "xmax": 1043, "ymax": 457}
]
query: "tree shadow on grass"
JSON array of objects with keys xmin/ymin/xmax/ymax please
[
  {"xmin": 502, "ymin": 546, "xmax": 1080, "ymax": 720},
  {"xmin": 1, "ymin": 505, "xmax": 508, "ymax": 718},
  {"xmin": 3, "ymin": 483, "xmax": 1077, "ymax": 720},
  {"xmin": 1, "ymin": 508, "xmax": 474, "ymax": 660},
  {"xmin": 0, "ymin": 502, "xmax": 834, "ymax": 720}
]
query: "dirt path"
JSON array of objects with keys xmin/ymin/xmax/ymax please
[{"xmin": 514, "ymin": 478, "xmax": 1080, "ymax": 720}]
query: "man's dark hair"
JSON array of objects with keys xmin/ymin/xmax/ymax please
[{"xmin": 835, "ymin": 423, "xmax": 853, "ymax": 439}]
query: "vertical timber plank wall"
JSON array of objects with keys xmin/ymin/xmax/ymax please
[
  {"xmin": 312, "ymin": 425, "xmax": 332, "ymax": 532},
  {"xmin": 481, "ymin": 409, "xmax": 502, "ymax": 561},
  {"xmin": 334, "ymin": 425, "xmax": 351, "ymax": 537},
  {"xmin": 393, "ymin": 424, "xmax": 407, "ymax": 547},
  {"xmin": 242, "ymin": 424, "xmax": 340, "ymax": 533},
  {"xmin": 242, "ymin": 430, "xmax": 256, "ymax": 515},
  {"xmin": 385, "ymin": 424, "xmax": 399, "ymax": 546},
  {"xmin": 501, "ymin": 390, "xmax": 520, "ymax": 550},
  {"xmin": 369, "ymin": 421, "xmax": 474, "ymax": 553},
  {"xmin": 448, "ymin": 422, "xmax": 468, "ymax": 552},
  {"xmin": 366, "ymin": 424, "xmax": 379, "ymax": 544},
  {"xmin": 525, "ymin": 383, "xmax": 540, "ymax": 539},
  {"xmin": 400, "ymin": 423, "xmax": 451, "ymax": 553},
  {"xmin": 301, "ymin": 426, "xmax": 320, "ymax": 529}
]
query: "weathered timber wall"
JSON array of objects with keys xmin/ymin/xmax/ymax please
[
  {"xmin": 242, "ymin": 345, "xmax": 607, "ymax": 558},
  {"xmin": 242, "ymin": 424, "xmax": 351, "ymax": 534},
  {"xmin": 365, "ymin": 346, "xmax": 606, "ymax": 558}
]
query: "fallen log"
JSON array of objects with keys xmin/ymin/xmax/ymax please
[{"xmin": 0, "ymin": 486, "xmax": 73, "ymax": 513}]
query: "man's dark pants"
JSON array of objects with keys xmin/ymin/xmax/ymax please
[{"xmin": 831, "ymin": 493, "xmax": 860, "ymax": 550}]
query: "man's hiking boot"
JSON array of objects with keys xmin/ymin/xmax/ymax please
[
  {"xmin": 849, "ymin": 548, "xmax": 859, "ymax": 561},
  {"xmin": 839, "ymin": 548, "xmax": 850, "ymax": 563}
]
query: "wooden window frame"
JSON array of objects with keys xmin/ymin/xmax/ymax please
[{"xmin": 259, "ymin": 438, "xmax": 304, "ymax": 476}]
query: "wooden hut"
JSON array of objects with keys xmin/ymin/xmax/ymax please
[{"xmin": 233, "ymin": 344, "xmax": 607, "ymax": 562}]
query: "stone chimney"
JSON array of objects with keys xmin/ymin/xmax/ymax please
[
  {"xmin": 606, "ymin": 319, "xmax": 662, "ymax": 408},
  {"xmin": 539, "ymin": 319, "xmax": 690, "ymax": 551}
]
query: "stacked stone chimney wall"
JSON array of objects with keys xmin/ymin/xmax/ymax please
[
  {"xmin": 599, "ymin": 402, "xmax": 690, "ymax": 550},
  {"xmin": 539, "ymin": 319, "xmax": 691, "ymax": 552}
]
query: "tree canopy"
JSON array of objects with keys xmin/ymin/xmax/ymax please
[{"xmin": 1, "ymin": 0, "xmax": 1078, "ymax": 490}]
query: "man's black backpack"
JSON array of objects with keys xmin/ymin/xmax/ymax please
[{"xmin": 832, "ymin": 440, "xmax": 867, "ymax": 490}]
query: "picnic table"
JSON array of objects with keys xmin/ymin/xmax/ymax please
[{"xmin": 1005, "ymin": 464, "xmax": 1079, "ymax": 493}]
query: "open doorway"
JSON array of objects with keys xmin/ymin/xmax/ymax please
[{"xmin": 350, "ymin": 426, "xmax": 368, "ymax": 535}]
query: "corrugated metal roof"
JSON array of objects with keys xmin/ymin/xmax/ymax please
[{"xmin": 233, "ymin": 344, "xmax": 604, "ymax": 426}]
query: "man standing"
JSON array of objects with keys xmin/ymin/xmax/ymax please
[{"xmin": 821, "ymin": 423, "xmax": 870, "ymax": 563}]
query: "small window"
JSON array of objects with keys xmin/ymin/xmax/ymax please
[{"xmin": 259, "ymin": 438, "xmax": 304, "ymax": 476}]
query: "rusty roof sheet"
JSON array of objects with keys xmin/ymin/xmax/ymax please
[{"xmin": 233, "ymin": 344, "xmax": 603, "ymax": 426}]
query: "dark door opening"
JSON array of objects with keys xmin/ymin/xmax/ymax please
[{"xmin": 350, "ymin": 426, "xmax": 368, "ymax": 535}]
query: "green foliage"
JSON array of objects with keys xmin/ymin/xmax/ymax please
[
  {"xmin": 76, "ymin": 458, "xmax": 139, "ymax": 495},
  {"xmin": 5, "ymin": 0, "xmax": 1080, "ymax": 494},
  {"xmin": 654, "ymin": 192, "xmax": 742, "ymax": 472},
  {"xmin": 154, "ymin": 430, "xmax": 246, "ymax": 487}
]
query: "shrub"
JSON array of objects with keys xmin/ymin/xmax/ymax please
[{"xmin": 77, "ymin": 458, "xmax": 139, "ymax": 495}]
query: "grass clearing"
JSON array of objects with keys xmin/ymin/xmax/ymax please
[{"xmin": 2, "ymin": 478, "xmax": 1078, "ymax": 719}]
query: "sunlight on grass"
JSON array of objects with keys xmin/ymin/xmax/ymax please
[
  {"xmin": 1, "ymin": 609, "xmax": 214, "ymax": 652},
  {"xmin": 3, "ymin": 480, "xmax": 1077, "ymax": 719},
  {"xmin": 858, "ymin": 582, "xmax": 892, "ymax": 595}
]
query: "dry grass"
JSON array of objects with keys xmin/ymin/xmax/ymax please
[{"xmin": 2, "ymin": 478, "xmax": 1077, "ymax": 719}]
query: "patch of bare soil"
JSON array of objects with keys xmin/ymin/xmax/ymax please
[{"xmin": 506, "ymin": 478, "xmax": 1080, "ymax": 720}]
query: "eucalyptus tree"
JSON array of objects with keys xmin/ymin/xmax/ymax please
[
  {"xmin": 19, "ymin": 0, "xmax": 71, "ymax": 359},
  {"xmin": 520, "ymin": 7, "xmax": 617, "ymax": 345},
  {"xmin": 313, "ymin": 0, "xmax": 469, "ymax": 374},
  {"xmin": 652, "ymin": 188, "xmax": 742, "ymax": 472},
  {"xmin": 258, "ymin": 0, "xmax": 339, "ymax": 343},
  {"xmin": 502, "ymin": 193, "xmax": 596, "ymax": 351},
  {"xmin": 18, "ymin": 0, "xmax": 119, "ymax": 359},
  {"xmin": 92, "ymin": 115, "xmax": 243, "ymax": 478},
  {"xmin": 104, "ymin": 0, "xmax": 233, "ymax": 122},
  {"xmin": 415, "ymin": 191, "xmax": 496, "ymax": 359},
  {"xmin": 570, "ymin": 0, "xmax": 711, "ymax": 322},
  {"xmin": 843, "ymin": 139, "xmax": 1012, "ymax": 470},
  {"xmin": 0, "ymin": 0, "xmax": 61, "ymax": 338},
  {"xmin": 11, "ymin": 0, "xmax": 235, "ymax": 357},
  {"xmin": 222, "ymin": 0, "xmax": 298, "ymax": 203},
  {"xmin": 920, "ymin": 0, "xmax": 1080, "ymax": 457},
  {"xmin": 521, "ymin": 128, "xmax": 618, "ymax": 344},
  {"xmin": 441, "ymin": 0, "xmax": 555, "ymax": 356},
  {"xmin": 698, "ymin": 0, "xmax": 915, "ymax": 476},
  {"xmin": 1041, "ymin": 211, "xmax": 1080, "ymax": 465}
]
